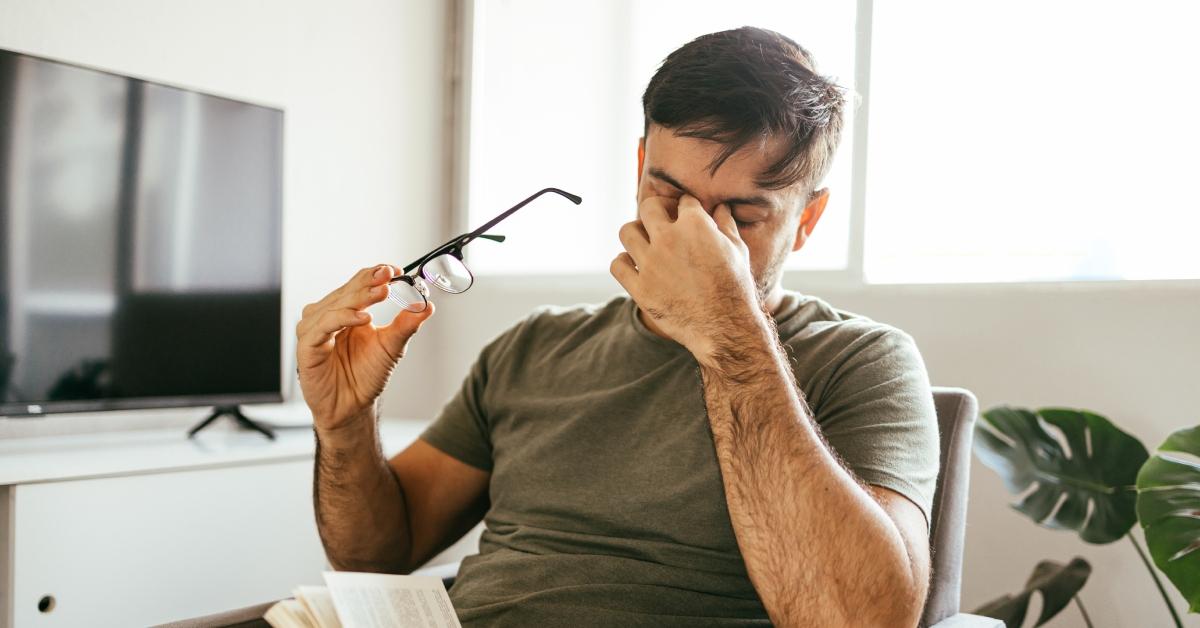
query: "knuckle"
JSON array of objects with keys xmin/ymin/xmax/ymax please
[{"xmin": 610, "ymin": 253, "xmax": 633, "ymax": 276}]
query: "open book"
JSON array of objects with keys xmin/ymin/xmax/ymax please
[{"xmin": 264, "ymin": 572, "xmax": 462, "ymax": 628}]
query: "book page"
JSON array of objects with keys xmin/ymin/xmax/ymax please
[
  {"xmin": 295, "ymin": 586, "xmax": 342, "ymax": 628},
  {"xmin": 322, "ymin": 571, "xmax": 462, "ymax": 628},
  {"xmin": 264, "ymin": 599, "xmax": 318, "ymax": 628}
]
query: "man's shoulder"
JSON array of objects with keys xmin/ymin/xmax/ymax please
[
  {"xmin": 774, "ymin": 291, "xmax": 926, "ymax": 384},
  {"xmin": 775, "ymin": 290, "xmax": 914, "ymax": 348}
]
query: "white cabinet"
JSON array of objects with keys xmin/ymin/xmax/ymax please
[{"xmin": 0, "ymin": 419, "xmax": 432, "ymax": 628}]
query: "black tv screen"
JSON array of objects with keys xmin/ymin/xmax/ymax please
[{"xmin": 0, "ymin": 49, "xmax": 283, "ymax": 416}]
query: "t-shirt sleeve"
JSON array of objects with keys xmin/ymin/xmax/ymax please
[
  {"xmin": 419, "ymin": 315, "xmax": 533, "ymax": 472},
  {"xmin": 809, "ymin": 327, "xmax": 941, "ymax": 524},
  {"xmin": 419, "ymin": 347, "xmax": 495, "ymax": 472}
]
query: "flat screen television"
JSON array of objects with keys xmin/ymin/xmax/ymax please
[{"xmin": 0, "ymin": 48, "xmax": 283, "ymax": 417}]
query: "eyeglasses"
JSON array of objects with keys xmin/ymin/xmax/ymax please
[{"xmin": 386, "ymin": 187, "xmax": 582, "ymax": 312}]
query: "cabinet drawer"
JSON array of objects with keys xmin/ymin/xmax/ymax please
[{"xmin": 10, "ymin": 460, "xmax": 325, "ymax": 628}]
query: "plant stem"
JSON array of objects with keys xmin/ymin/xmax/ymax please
[
  {"xmin": 1128, "ymin": 532, "xmax": 1183, "ymax": 628},
  {"xmin": 1073, "ymin": 595, "xmax": 1094, "ymax": 628}
]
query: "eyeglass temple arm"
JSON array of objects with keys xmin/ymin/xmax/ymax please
[
  {"xmin": 399, "ymin": 234, "xmax": 506, "ymax": 275},
  {"xmin": 462, "ymin": 187, "xmax": 582, "ymax": 246},
  {"xmin": 397, "ymin": 187, "xmax": 581, "ymax": 274}
]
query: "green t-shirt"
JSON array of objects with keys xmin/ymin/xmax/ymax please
[{"xmin": 419, "ymin": 292, "xmax": 940, "ymax": 627}]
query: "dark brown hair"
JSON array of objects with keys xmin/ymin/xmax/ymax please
[{"xmin": 642, "ymin": 26, "xmax": 846, "ymax": 192}]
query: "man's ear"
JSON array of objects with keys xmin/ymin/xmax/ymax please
[
  {"xmin": 793, "ymin": 188, "xmax": 830, "ymax": 252},
  {"xmin": 637, "ymin": 137, "xmax": 645, "ymax": 185}
]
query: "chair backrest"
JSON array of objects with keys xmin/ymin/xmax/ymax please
[{"xmin": 920, "ymin": 386, "xmax": 979, "ymax": 628}]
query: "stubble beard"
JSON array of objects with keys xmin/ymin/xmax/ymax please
[{"xmin": 752, "ymin": 236, "xmax": 793, "ymax": 307}]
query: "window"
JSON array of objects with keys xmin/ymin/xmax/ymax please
[
  {"xmin": 463, "ymin": 0, "xmax": 857, "ymax": 275},
  {"xmin": 462, "ymin": 1, "xmax": 1200, "ymax": 283},
  {"xmin": 865, "ymin": 1, "xmax": 1200, "ymax": 283}
]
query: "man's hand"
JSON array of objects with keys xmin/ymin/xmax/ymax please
[
  {"xmin": 296, "ymin": 264, "xmax": 435, "ymax": 430},
  {"xmin": 611, "ymin": 194, "xmax": 761, "ymax": 363}
]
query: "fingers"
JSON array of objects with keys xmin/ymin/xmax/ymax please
[
  {"xmin": 711, "ymin": 203, "xmax": 740, "ymax": 241},
  {"xmin": 671, "ymin": 194, "xmax": 716, "ymax": 230},
  {"xmin": 309, "ymin": 264, "xmax": 399, "ymax": 322},
  {"xmin": 677, "ymin": 195, "xmax": 739, "ymax": 243},
  {"xmin": 378, "ymin": 300, "xmax": 436, "ymax": 360},
  {"xmin": 335, "ymin": 264, "xmax": 392, "ymax": 302},
  {"xmin": 676, "ymin": 194, "xmax": 706, "ymax": 220},
  {"xmin": 610, "ymin": 252, "xmax": 639, "ymax": 293},
  {"xmin": 617, "ymin": 221, "xmax": 650, "ymax": 264},
  {"xmin": 298, "ymin": 307, "xmax": 371, "ymax": 348},
  {"xmin": 637, "ymin": 196, "xmax": 673, "ymax": 235}
]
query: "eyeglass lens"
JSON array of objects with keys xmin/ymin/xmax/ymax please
[
  {"xmin": 422, "ymin": 253, "xmax": 474, "ymax": 294},
  {"xmin": 386, "ymin": 253, "xmax": 474, "ymax": 313},
  {"xmin": 387, "ymin": 279, "xmax": 428, "ymax": 313}
]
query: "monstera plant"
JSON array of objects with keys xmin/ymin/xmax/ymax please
[
  {"xmin": 974, "ymin": 558, "xmax": 1093, "ymax": 627},
  {"xmin": 1137, "ymin": 425, "xmax": 1200, "ymax": 614},
  {"xmin": 974, "ymin": 406, "xmax": 1194, "ymax": 627}
]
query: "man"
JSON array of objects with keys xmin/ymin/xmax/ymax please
[{"xmin": 296, "ymin": 27, "xmax": 939, "ymax": 627}]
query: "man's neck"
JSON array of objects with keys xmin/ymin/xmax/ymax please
[{"xmin": 636, "ymin": 285, "xmax": 785, "ymax": 342}]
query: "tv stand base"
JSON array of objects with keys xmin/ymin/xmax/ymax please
[{"xmin": 187, "ymin": 405, "xmax": 276, "ymax": 440}]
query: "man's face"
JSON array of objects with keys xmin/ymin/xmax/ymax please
[{"xmin": 635, "ymin": 124, "xmax": 827, "ymax": 302}]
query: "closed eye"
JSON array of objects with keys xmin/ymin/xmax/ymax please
[
  {"xmin": 650, "ymin": 180, "xmax": 682, "ymax": 199},
  {"xmin": 732, "ymin": 206, "xmax": 769, "ymax": 227}
]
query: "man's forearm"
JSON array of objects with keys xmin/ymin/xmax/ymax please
[
  {"xmin": 313, "ymin": 403, "xmax": 413, "ymax": 573},
  {"xmin": 698, "ymin": 316, "xmax": 923, "ymax": 627}
]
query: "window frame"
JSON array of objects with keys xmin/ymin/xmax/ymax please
[{"xmin": 446, "ymin": 0, "xmax": 1200, "ymax": 294}]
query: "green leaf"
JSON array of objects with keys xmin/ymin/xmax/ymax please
[
  {"xmin": 975, "ymin": 406, "xmax": 1149, "ymax": 544},
  {"xmin": 973, "ymin": 557, "xmax": 1092, "ymax": 627},
  {"xmin": 1137, "ymin": 425, "xmax": 1200, "ymax": 613}
]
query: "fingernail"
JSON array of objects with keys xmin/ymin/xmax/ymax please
[{"xmin": 373, "ymin": 266, "xmax": 386, "ymax": 279}]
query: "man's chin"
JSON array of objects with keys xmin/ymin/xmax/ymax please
[{"xmin": 753, "ymin": 271, "xmax": 788, "ymax": 313}]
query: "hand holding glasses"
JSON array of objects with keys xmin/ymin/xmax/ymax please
[{"xmin": 387, "ymin": 187, "xmax": 582, "ymax": 312}]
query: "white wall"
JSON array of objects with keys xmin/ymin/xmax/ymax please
[
  {"xmin": 2, "ymin": 2, "xmax": 1197, "ymax": 626},
  {"xmin": 412, "ymin": 276, "xmax": 1200, "ymax": 627},
  {"xmin": 0, "ymin": 0, "xmax": 447, "ymax": 437}
]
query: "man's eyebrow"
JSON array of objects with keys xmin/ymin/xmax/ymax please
[
  {"xmin": 648, "ymin": 167, "xmax": 693, "ymax": 196},
  {"xmin": 648, "ymin": 166, "xmax": 773, "ymax": 208}
]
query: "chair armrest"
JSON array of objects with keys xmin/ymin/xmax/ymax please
[{"xmin": 928, "ymin": 613, "xmax": 1005, "ymax": 628}]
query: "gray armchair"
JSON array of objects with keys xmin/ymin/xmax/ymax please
[
  {"xmin": 158, "ymin": 387, "xmax": 1000, "ymax": 628},
  {"xmin": 920, "ymin": 387, "xmax": 1001, "ymax": 628}
]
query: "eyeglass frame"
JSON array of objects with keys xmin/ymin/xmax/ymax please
[{"xmin": 387, "ymin": 187, "xmax": 583, "ymax": 310}]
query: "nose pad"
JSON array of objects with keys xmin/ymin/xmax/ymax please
[
  {"xmin": 412, "ymin": 276, "xmax": 430, "ymax": 298},
  {"xmin": 428, "ymin": 270, "xmax": 452, "ymax": 291}
]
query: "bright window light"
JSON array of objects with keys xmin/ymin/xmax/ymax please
[
  {"xmin": 865, "ymin": 1, "xmax": 1200, "ymax": 283},
  {"xmin": 466, "ymin": 0, "xmax": 857, "ymax": 275}
]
